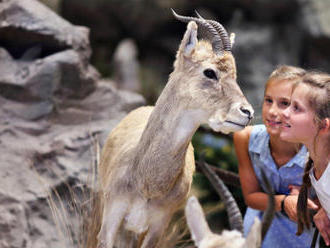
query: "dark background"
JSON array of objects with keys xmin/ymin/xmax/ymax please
[{"xmin": 59, "ymin": 0, "xmax": 330, "ymax": 119}]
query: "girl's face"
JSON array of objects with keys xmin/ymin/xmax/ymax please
[
  {"xmin": 280, "ymin": 84, "xmax": 318, "ymax": 145},
  {"xmin": 262, "ymin": 79, "xmax": 292, "ymax": 136}
]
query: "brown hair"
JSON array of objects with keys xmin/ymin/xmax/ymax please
[
  {"xmin": 299, "ymin": 72, "xmax": 330, "ymax": 123},
  {"xmin": 296, "ymin": 71, "xmax": 330, "ymax": 235},
  {"xmin": 296, "ymin": 158, "xmax": 313, "ymax": 235},
  {"xmin": 265, "ymin": 65, "xmax": 306, "ymax": 93}
]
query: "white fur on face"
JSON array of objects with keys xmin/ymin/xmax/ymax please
[{"xmin": 185, "ymin": 196, "xmax": 247, "ymax": 248}]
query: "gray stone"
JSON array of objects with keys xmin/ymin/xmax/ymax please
[
  {"xmin": 113, "ymin": 39, "xmax": 141, "ymax": 93},
  {"xmin": 0, "ymin": 0, "xmax": 91, "ymax": 62},
  {"xmin": 0, "ymin": 0, "xmax": 146, "ymax": 247},
  {"xmin": 0, "ymin": 81, "xmax": 145, "ymax": 247},
  {"xmin": 296, "ymin": 0, "xmax": 330, "ymax": 72},
  {"xmin": 0, "ymin": 48, "xmax": 100, "ymax": 120},
  {"xmin": 299, "ymin": 0, "xmax": 330, "ymax": 38},
  {"xmin": 0, "ymin": 192, "xmax": 29, "ymax": 248},
  {"xmin": 0, "ymin": 0, "xmax": 101, "ymax": 120}
]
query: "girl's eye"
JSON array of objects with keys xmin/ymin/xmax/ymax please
[
  {"xmin": 264, "ymin": 98, "xmax": 272, "ymax": 104},
  {"xmin": 203, "ymin": 69, "xmax": 218, "ymax": 80},
  {"xmin": 293, "ymin": 104, "xmax": 300, "ymax": 112},
  {"xmin": 279, "ymin": 101, "xmax": 290, "ymax": 107}
]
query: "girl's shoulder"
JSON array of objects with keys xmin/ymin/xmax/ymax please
[
  {"xmin": 234, "ymin": 125, "xmax": 253, "ymax": 140},
  {"xmin": 250, "ymin": 124, "xmax": 268, "ymax": 142},
  {"xmin": 250, "ymin": 124, "xmax": 267, "ymax": 136},
  {"xmin": 249, "ymin": 124, "xmax": 269, "ymax": 154},
  {"xmin": 234, "ymin": 125, "xmax": 267, "ymax": 143},
  {"xmin": 233, "ymin": 125, "xmax": 254, "ymax": 148}
]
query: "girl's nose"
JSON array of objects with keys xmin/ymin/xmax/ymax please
[
  {"xmin": 281, "ymin": 107, "xmax": 290, "ymax": 118},
  {"xmin": 269, "ymin": 105, "xmax": 278, "ymax": 115}
]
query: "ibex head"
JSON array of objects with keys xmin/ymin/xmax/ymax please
[{"xmin": 171, "ymin": 10, "xmax": 253, "ymax": 134}]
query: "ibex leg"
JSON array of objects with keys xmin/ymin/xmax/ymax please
[
  {"xmin": 97, "ymin": 198, "xmax": 128, "ymax": 248},
  {"xmin": 140, "ymin": 211, "xmax": 171, "ymax": 248}
]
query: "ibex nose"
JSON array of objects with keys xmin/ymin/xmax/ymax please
[{"xmin": 240, "ymin": 107, "xmax": 253, "ymax": 120}]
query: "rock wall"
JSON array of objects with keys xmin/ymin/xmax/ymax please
[{"xmin": 0, "ymin": 0, "xmax": 144, "ymax": 247}]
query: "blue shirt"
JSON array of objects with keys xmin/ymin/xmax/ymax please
[{"xmin": 243, "ymin": 125, "xmax": 314, "ymax": 248}]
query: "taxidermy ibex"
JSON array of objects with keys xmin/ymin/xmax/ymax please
[
  {"xmin": 93, "ymin": 10, "xmax": 254, "ymax": 248},
  {"xmin": 186, "ymin": 161, "xmax": 275, "ymax": 248}
]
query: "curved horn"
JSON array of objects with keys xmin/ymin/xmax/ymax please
[
  {"xmin": 198, "ymin": 159, "xmax": 244, "ymax": 233},
  {"xmin": 195, "ymin": 11, "xmax": 232, "ymax": 51},
  {"xmin": 171, "ymin": 9, "xmax": 223, "ymax": 55},
  {"xmin": 259, "ymin": 168, "xmax": 275, "ymax": 241}
]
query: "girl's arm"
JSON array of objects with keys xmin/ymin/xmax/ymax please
[
  {"xmin": 313, "ymin": 207, "xmax": 330, "ymax": 246},
  {"xmin": 233, "ymin": 127, "xmax": 286, "ymax": 212},
  {"xmin": 282, "ymin": 185, "xmax": 318, "ymax": 222}
]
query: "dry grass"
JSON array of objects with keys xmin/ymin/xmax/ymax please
[
  {"xmin": 34, "ymin": 133, "xmax": 196, "ymax": 248},
  {"xmin": 32, "ymin": 133, "xmax": 101, "ymax": 248}
]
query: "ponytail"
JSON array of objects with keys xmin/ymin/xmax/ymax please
[{"xmin": 296, "ymin": 157, "xmax": 313, "ymax": 235}]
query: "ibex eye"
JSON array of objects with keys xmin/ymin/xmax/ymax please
[{"xmin": 203, "ymin": 69, "xmax": 217, "ymax": 80}]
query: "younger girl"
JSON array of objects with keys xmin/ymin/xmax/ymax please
[
  {"xmin": 280, "ymin": 71, "xmax": 330, "ymax": 246},
  {"xmin": 234, "ymin": 65, "xmax": 318, "ymax": 248}
]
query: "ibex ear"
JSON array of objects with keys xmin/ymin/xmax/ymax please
[
  {"xmin": 185, "ymin": 196, "xmax": 212, "ymax": 246},
  {"xmin": 244, "ymin": 217, "xmax": 262, "ymax": 248},
  {"xmin": 179, "ymin": 21, "xmax": 198, "ymax": 57}
]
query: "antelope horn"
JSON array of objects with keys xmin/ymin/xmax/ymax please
[
  {"xmin": 195, "ymin": 10, "xmax": 232, "ymax": 51},
  {"xmin": 259, "ymin": 168, "xmax": 275, "ymax": 240},
  {"xmin": 198, "ymin": 159, "xmax": 244, "ymax": 233},
  {"xmin": 171, "ymin": 9, "xmax": 223, "ymax": 55}
]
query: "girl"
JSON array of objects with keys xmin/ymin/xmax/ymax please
[
  {"xmin": 234, "ymin": 65, "xmax": 318, "ymax": 248},
  {"xmin": 280, "ymin": 71, "xmax": 330, "ymax": 246}
]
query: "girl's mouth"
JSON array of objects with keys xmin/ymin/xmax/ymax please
[
  {"xmin": 267, "ymin": 120, "xmax": 281, "ymax": 126},
  {"xmin": 281, "ymin": 123, "xmax": 291, "ymax": 128}
]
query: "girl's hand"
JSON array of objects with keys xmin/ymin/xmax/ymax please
[
  {"xmin": 283, "ymin": 195, "xmax": 319, "ymax": 222},
  {"xmin": 288, "ymin": 184, "xmax": 301, "ymax": 195},
  {"xmin": 283, "ymin": 195, "xmax": 299, "ymax": 222},
  {"xmin": 313, "ymin": 208, "xmax": 330, "ymax": 246}
]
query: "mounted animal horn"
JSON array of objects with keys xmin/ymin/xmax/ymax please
[
  {"xmin": 198, "ymin": 159, "xmax": 244, "ymax": 233},
  {"xmin": 195, "ymin": 11, "xmax": 232, "ymax": 51},
  {"xmin": 171, "ymin": 9, "xmax": 224, "ymax": 55}
]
